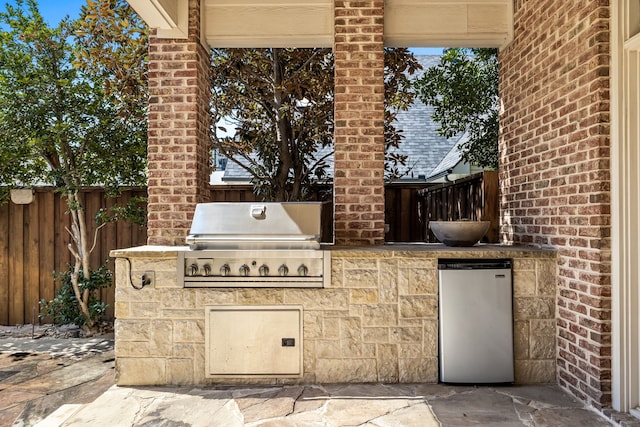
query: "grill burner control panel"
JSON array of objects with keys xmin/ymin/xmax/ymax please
[
  {"xmin": 178, "ymin": 250, "xmax": 330, "ymax": 288},
  {"xmin": 185, "ymin": 258, "xmax": 317, "ymax": 278}
]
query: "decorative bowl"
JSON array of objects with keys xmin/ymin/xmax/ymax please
[{"xmin": 429, "ymin": 220, "xmax": 490, "ymax": 247}]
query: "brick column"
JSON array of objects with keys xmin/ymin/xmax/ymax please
[
  {"xmin": 147, "ymin": 0, "xmax": 211, "ymax": 245},
  {"xmin": 499, "ymin": 0, "xmax": 611, "ymax": 409},
  {"xmin": 333, "ymin": 0, "xmax": 386, "ymax": 246}
]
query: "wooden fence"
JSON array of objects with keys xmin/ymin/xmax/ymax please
[
  {"xmin": 0, "ymin": 188, "xmax": 147, "ymax": 325},
  {"xmin": 384, "ymin": 183, "xmax": 430, "ymax": 242},
  {"xmin": 209, "ymin": 183, "xmax": 426, "ymax": 242},
  {"xmin": 209, "ymin": 184, "xmax": 333, "ymax": 203},
  {"xmin": 417, "ymin": 171, "xmax": 499, "ymax": 242},
  {"xmin": 1, "ymin": 179, "xmax": 495, "ymax": 326}
]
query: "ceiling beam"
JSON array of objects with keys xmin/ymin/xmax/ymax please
[{"xmin": 127, "ymin": 0, "xmax": 189, "ymax": 39}]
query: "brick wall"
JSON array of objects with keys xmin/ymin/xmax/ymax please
[
  {"xmin": 500, "ymin": 0, "xmax": 611, "ymax": 409},
  {"xmin": 147, "ymin": 0, "xmax": 211, "ymax": 245},
  {"xmin": 333, "ymin": 0, "xmax": 386, "ymax": 245}
]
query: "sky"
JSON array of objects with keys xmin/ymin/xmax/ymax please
[
  {"xmin": 37, "ymin": 0, "xmax": 86, "ymax": 23},
  {"xmin": 412, "ymin": 47, "xmax": 444, "ymax": 55},
  {"xmin": 1, "ymin": 0, "xmax": 87, "ymax": 24}
]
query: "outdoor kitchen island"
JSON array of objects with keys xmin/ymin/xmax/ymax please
[{"xmin": 111, "ymin": 244, "xmax": 557, "ymax": 387}]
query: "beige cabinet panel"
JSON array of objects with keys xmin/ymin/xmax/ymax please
[{"xmin": 205, "ymin": 305, "xmax": 303, "ymax": 377}]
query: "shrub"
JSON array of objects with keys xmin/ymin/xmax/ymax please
[{"xmin": 40, "ymin": 262, "xmax": 112, "ymax": 328}]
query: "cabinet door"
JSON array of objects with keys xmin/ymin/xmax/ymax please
[{"xmin": 206, "ymin": 305, "xmax": 303, "ymax": 378}]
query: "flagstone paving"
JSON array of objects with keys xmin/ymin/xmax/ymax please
[
  {"xmin": 0, "ymin": 336, "xmax": 114, "ymax": 427},
  {"xmin": 0, "ymin": 327, "xmax": 637, "ymax": 426}
]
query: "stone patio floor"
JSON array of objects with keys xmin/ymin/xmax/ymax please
[{"xmin": 0, "ymin": 328, "xmax": 638, "ymax": 426}]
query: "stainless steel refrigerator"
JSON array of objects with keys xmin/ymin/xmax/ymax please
[{"xmin": 438, "ymin": 259, "xmax": 514, "ymax": 383}]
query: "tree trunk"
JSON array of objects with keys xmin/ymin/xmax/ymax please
[
  {"xmin": 272, "ymin": 48, "xmax": 293, "ymax": 201},
  {"xmin": 66, "ymin": 191, "xmax": 94, "ymax": 329}
]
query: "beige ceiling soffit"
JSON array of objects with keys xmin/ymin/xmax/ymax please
[
  {"xmin": 384, "ymin": 0, "xmax": 513, "ymax": 49},
  {"xmin": 505, "ymin": 0, "xmax": 514, "ymax": 48},
  {"xmin": 385, "ymin": 35, "xmax": 511, "ymax": 49},
  {"xmin": 200, "ymin": 4, "xmax": 210, "ymax": 50},
  {"xmin": 127, "ymin": 0, "xmax": 189, "ymax": 39},
  {"xmin": 207, "ymin": 36, "xmax": 333, "ymax": 49},
  {"xmin": 204, "ymin": 0, "xmax": 333, "ymax": 48}
]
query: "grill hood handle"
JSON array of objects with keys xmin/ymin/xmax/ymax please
[{"xmin": 251, "ymin": 204, "xmax": 267, "ymax": 219}]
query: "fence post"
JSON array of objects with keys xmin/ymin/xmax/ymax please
[{"xmin": 481, "ymin": 171, "xmax": 499, "ymax": 243}]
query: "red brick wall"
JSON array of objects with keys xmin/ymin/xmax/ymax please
[
  {"xmin": 500, "ymin": 0, "xmax": 611, "ymax": 408},
  {"xmin": 333, "ymin": 0, "xmax": 386, "ymax": 245},
  {"xmin": 147, "ymin": 0, "xmax": 211, "ymax": 245}
]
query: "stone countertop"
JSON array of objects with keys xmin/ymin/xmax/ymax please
[
  {"xmin": 328, "ymin": 243, "xmax": 557, "ymax": 259},
  {"xmin": 335, "ymin": 242, "xmax": 556, "ymax": 252},
  {"xmin": 111, "ymin": 243, "xmax": 556, "ymax": 258},
  {"xmin": 110, "ymin": 245, "xmax": 188, "ymax": 258}
]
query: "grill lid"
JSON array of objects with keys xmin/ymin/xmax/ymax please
[{"xmin": 185, "ymin": 202, "xmax": 324, "ymax": 250}]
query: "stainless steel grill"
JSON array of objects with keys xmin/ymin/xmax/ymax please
[{"xmin": 177, "ymin": 202, "xmax": 330, "ymax": 288}]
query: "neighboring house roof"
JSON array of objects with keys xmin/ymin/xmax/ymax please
[
  {"xmin": 215, "ymin": 54, "xmax": 466, "ymax": 184},
  {"xmin": 218, "ymin": 145, "xmax": 334, "ymax": 183},
  {"xmin": 218, "ymin": 154, "xmax": 255, "ymax": 183},
  {"xmin": 427, "ymin": 132, "xmax": 469, "ymax": 179},
  {"xmin": 387, "ymin": 55, "xmax": 464, "ymax": 181}
]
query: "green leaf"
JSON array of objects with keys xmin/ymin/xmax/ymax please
[{"xmin": 413, "ymin": 48, "xmax": 499, "ymax": 169}]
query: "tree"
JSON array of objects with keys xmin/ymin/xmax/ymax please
[
  {"xmin": 413, "ymin": 48, "xmax": 499, "ymax": 169},
  {"xmin": 73, "ymin": 7, "xmax": 420, "ymax": 202},
  {"xmin": 211, "ymin": 48, "xmax": 421, "ymax": 201},
  {"xmin": 74, "ymin": 0, "xmax": 148, "ymax": 122},
  {"xmin": 385, "ymin": 48, "xmax": 423, "ymax": 179},
  {"xmin": 211, "ymin": 48, "xmax": 334, "ymax": 201},
  {"xmin": 0, "ymin": 0, "xmax": 147, "ymax": 330}
]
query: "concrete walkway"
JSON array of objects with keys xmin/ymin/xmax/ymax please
[{"xmin": 0, "ymin": 331, "xmax": 637, "ymax": 426}]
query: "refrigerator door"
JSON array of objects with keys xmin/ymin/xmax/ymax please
[{"xmin": 439, "ymin": 263, "xmax": 514, "ymax": 383}]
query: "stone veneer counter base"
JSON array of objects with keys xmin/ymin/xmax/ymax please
[{"xmin": 111, "ymin": 244, "xmax": 557, "ymax": 386}]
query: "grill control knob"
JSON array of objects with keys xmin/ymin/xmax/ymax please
[
  {"xmin": 188, "ymin": 263, "xmax": 198, "ymax": 276},
  {"xmin": 297, "ymin": 264, "xmax": 309, "ymax": 277},
  {"xmin": 239, "ymin": 264, "xmax": 250, "ymax": 277},
  {"xmin": 219, "ymin": 264, "xmax": 231, "ymax": 277},
  {"xmin": 259, "ymin": 264, "xmax": 270, "ymax": 277},
  {"xmin": 203, "ymin": 264, "xmax": 211, "ymax": 276},
  {"xmin": 278, "ymin": 264, "xmax": 289, "ymax": 277}
]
